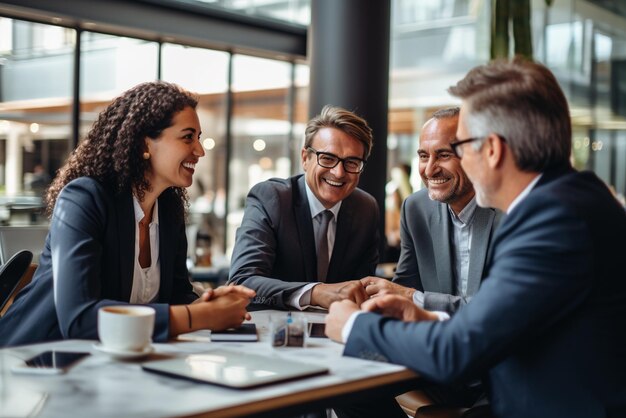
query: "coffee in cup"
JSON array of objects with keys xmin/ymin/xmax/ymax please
[{"xmin": 98, "ymin": 305, "xmax": 155, "ymax": 352}]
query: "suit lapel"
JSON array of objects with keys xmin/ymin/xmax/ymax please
[
  {"xmin": 431, "ymin": 203, "xmax": 454, "ymax": 294},
  {"xmin": 157, "ymin": 193, "xmax": 174, "ymax": 302},
  {"xmin": 294, "ymin": 176, "xmax": 317, "ymax": 282},
  {"xmin": 467, "ymin": 208, "xmax": 494, "ymax": 296},
  {"xmin": 115, "ymin": 191, "xmax": 135, "ymax": 302}
]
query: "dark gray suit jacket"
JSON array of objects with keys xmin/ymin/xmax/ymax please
[
  {"xmin": 0, "ymin": 177, "xmax": 197, "ymax": 347},
  {"xmin": 393, "ymin": 189, "xmax": 502, "ymax": 314},
  {"xmin": 228, "ymin": 175, "xmax": 379, "ymax": 309},
  {"xmin": 346, "ymin": 168, "xmax": 626, "ymax": 418}
]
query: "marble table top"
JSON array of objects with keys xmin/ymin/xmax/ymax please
[{"xmin": 0, "ymin": 310, "xmax": 417, "ymax": 418}]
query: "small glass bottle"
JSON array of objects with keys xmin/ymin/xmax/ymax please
[{"xmin": 195, "ymin": 229, "xmax": 212, "ymax": 267}]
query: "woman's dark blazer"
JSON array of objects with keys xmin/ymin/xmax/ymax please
[{"xmin": 0, "ymin": 177, "xmax": 197, "ymax": 347}]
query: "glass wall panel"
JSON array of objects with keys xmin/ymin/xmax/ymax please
[
  {"xmin": 0, "ymin": 18, "xmax": 74, "ymax": 225},
  {"xmin": 614, "ymin": 131, "xmax": 626, "ymax": 205},
  {"xmin": 290, "ymin": 63, "xmax": 309, "ymax": 175},
  {"xmin": 228, "ymin": 55, "xmax": 291, "ymax": 255},
  {"xmin": 534, "ymin": 1, "xmax": 626, "ymax": 203},
  {"xmin": 162, "ymin": 43, "xmax": 230, "ymax": 266},
  {"xmin": 388, "ymin": 0, "xmax": 490, "ymax": 194},
  {"xmin": 79, "ymin": 33, "xmax": 158, "ymax": 138},
  {"xmin": 187, "ymin": 0, "xmax": 311, "ymax": 25},
  {"xmin": 388, "ymin": 0, "xmax": 626, "ymax": 213}
]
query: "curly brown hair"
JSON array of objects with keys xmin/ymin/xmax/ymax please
[{"xmin": 46, "ymin": 81, "xmax": 199, "ymax": 216}]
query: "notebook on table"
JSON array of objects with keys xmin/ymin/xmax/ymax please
[{"xmin": 142, "ymin": 348, "xmax": 329, "ymax": 389}]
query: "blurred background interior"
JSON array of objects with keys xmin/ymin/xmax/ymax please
[{"xmin": 0, "ymin": 0, "xmax": 625, "ymax": 285}]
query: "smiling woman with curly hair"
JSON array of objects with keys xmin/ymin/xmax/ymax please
[
  {"xmin": 45, "ymin": 81, "xmax": 195, "ymax": 216},
  {"xmin": 1, "ymin": 81, "xmax": 254, "ymax": 347}
]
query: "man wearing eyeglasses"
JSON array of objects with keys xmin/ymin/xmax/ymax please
[
  {"xmin": 327, "ymin": 59, "xmax": 626, "ymax": 418},
  {"xmin": 363, "ymin": 108, "xmax": 502, "ymax": 321},
  {"xmin": 358, "ymin": 108, "xmax": 502, "ymax": 412},
  {"xmin": 228, "ymin": 105, "xmax": 378, "ymax": 310}
]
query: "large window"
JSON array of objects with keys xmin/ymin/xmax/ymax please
[
  {"xmin": 162, "ymin": 44, "xmax": 230, "ymax": 264},
  {"xmin": 79, "ymin": 33, "xmax": 159, "ymax": 138},
  {"xmin": 228, "ymin": 55, "xmax": 292, "ymax": 254},
  {"xmin": 0, "ymin": 13, "xmax": 310, "ymax": 262},
  {"xmin": 0, "ymin": 18, "xmax": 74, "ymax": 224},
  {"xmin": 388, "ymin": 0, "xmax": 490, "ymax": 193},
  {"xmin": 387, "ymin": 0, "xmax": 626, "ymax": 207},
  {"xmin": 186, "ymin": 0, "xmax": 311, "ymax": 25}
]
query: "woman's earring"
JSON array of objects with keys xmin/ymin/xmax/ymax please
[{"xmin": 143, "ymin": 152, "xmax": 150, "ymax": 160}]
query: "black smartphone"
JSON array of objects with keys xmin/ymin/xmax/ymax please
[
  {"xmin": 308, "ymin": 322, "xmax": 327, "ymax": 338},
  {"xmin": 211, "ymin": 323, "xmax": 258, "ymax": 342},
  {"xmin": 11, "ymin": 351, "xmax": 90, "ymax": 375}
]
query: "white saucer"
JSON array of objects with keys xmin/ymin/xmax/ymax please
[{"xmin": 92, "ymin": 343, "xmax": 154, "ymax": 360}]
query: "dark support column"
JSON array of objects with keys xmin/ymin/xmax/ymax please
[
  {"xmin": 309, "ymin": 0, "xmax": 391, "ymax": 259},
  {"xmin": 224, "ymin": 52, "xmax": 234, "ymax": 253},
  {"xmin": 71, "ymin": 28, "xmax": 81, "ymax": 149}
]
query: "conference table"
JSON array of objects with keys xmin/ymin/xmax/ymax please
[{"xmin": 0, "ymin": 310, "xmax": 420, "ymax": 418}]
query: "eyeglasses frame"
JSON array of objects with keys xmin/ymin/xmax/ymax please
[
  {"xmin": 306, "ymin": 146, "xmax": 367, "ymax": 174},
  {"xmin": 450, "ymin": 135, "xmax": 506, "ymax": 158}
]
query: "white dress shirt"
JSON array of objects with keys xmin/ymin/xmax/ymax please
[
  {"xmin": 449, "ymin": 197, "xmax": 477, "ymax": 297},
  {"xmin": 341, "ymin": 175, "xmax": 544, "ymax": 343},
  {"xmin": 287, "ymin": 182, "xmax": 341, "ymax": 309},
  {"xmin": 507, "ymin": 174, "xmax": 542, "ymax": 214},
  {"xmin": 411, "ymin": 198, "xmax": 478, "ymax": 306},
  {"xmin": 129, "ymin": 196, "xmax": 161, "ymax": 304}
]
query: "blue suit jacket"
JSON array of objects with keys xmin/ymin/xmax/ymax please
[
  {"xmin": 228, "ymin": 175, "xmax": 379, "ymax": 309},
  {"xmin": 0, "ymin": 177, "xmax": 197, "ymax": 347},
  {"xmin": 345, "ymin": 168, "xmax": 626, "ymax": 418}
]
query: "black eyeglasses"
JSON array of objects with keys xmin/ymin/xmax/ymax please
[
  {"xmin": 306, "ymin": 147, "xmax": 366, "ymax": 174},
  {"xmin": 450, "ymin": 136, "xmax": 487, "ymax": 158},
  {"xmin": 450, "ymin": 135, "xmax": 507, "ymax": 158}
]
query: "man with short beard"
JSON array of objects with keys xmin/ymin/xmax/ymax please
[
  {"xmin": 363, "ymin": 107, "xmax": 502, "ymax": 316},
  {"xmin": 328, "ymin": 59, "xmax": 626, "ymax": 418}
]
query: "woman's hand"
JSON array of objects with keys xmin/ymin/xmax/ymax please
[
  {"xmin": 196, "ymin": 284, "xmax": 256, "ymax": 303},
  {"xmin": 195, "ymin": 291, "xmax": 253, "ymax": 330},
  {"xmin": 170, "ymin": 285, "xmax": 256, "ymax": 336}
]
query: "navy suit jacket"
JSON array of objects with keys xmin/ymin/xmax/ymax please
[
  {"xmin": 345, "ymin": 168, "xmax": 626, "ymax": 418},
  {"xmin": 394, "ymin": 189, "xmax": 502, "ymax": 313},
  {"xmin": 228, "ymin": 175, "xmax": 379, "ymax": 309},
  {"xmin": 0, "ymin": 177, "xmax": 197, "ymax": 347}
]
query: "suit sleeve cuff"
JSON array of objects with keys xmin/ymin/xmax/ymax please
[
  {"xmin": 341, "ymin": 310, "xmax": 364, "ymax": 344},
  {"xmin": 412, "ymin": 289, "xmax": 425, "ymax": 307},
  {"xmin": 340, "ymin": 309, "xmax": 447, "ymax": 344},
  {"xmin": 433, "ymin": 311, "xmax": 450, "ymax": 321},
  {"xmin": 287, "ymin": 282, "xmax": 319, "ymax": 310}
]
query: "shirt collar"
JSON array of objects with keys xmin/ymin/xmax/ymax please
[
  {"xmin": 448, "ymin": 196, "xmax": 477, "ymax": 225},
  {"xmin": 304, "ymin": 180, "xmax": 342, "ymax": 220},
  {"xmin": 133, "ymin": 195, "xmax": 159, "ymax": 225},
  {"xmin": 507, "ymin": 173, "xmax": 542, "ymax": 214}
]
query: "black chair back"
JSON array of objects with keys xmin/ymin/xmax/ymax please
[{"xmin": 0, "ymin": 250, "xmax": 34, "ymax": 313}]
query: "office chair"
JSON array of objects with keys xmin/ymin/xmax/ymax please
[
  {"xmin": 0, "ymin": 225, "xmax": 49, "ymax": 265},
  {"xmin": 0, "ymin": 250, "xmax": 34, "ymax": 316},
  {"xmin": 397, "ymin": 390, "xmax": 493, "ymax": 418}
]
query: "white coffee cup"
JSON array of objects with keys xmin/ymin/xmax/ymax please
[{"xmin": 98, "ymin": 305, "xmax": 155, "ymax": 352}]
